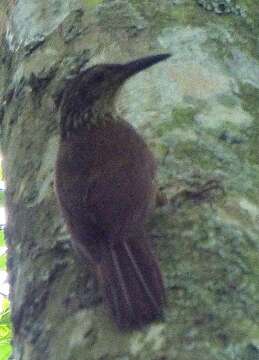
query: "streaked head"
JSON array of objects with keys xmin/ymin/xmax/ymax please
[{"xmin": 56, "ymin": 53, "xmax": 171, "ymax": 136}]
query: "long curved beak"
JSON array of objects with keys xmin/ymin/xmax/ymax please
[{"xmin": 122, "ymin": 53, "xmax": 171, "ymax": 79}]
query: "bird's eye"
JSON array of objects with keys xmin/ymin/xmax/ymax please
[{"xmin": 93, "ymin": 72, "xmax": 105, "ymax": 83}]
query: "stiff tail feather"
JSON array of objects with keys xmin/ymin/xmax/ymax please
[{"xmin": 98, "ymin": 235, "xmax": 165, "ymax": 329}]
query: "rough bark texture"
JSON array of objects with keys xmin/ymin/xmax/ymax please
[{"xmin": 0, "ymin": 0, "xmax": 259, "ymax": 359}]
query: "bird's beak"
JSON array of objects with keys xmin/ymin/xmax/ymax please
[{"xmin": 122, "ymin": 53, "xmax": 171, "ymax": 79}]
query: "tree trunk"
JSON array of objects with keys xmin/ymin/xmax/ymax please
[{"xmin": 0, "ymin": 0, "xmax": 259, "ymax": 359}]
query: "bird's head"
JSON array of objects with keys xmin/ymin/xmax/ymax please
[{"xmin": 55, "ymin": 53, "xmax": 171, "ymax": 136}]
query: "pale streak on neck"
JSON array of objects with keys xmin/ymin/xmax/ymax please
[
  {"xmin": 60, "ymin": 97, "xmax": 119, "ymax": 138},
  {"xmin": 89, "ymin": 96, "xmax": 117, "ymax": 125}
]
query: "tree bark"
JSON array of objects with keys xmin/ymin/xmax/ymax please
[{"xmin": 0, "ymin": 0, "xmax": 259, "ymax": 359}]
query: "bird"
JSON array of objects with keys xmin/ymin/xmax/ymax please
[{"xmin": 54, "ymin": 53, "xmax": 171, "ymax": 329}]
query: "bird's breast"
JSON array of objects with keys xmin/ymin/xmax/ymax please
[{"xmin": 55, "ymin": 119, "xmax": 156, "ymax": 226}]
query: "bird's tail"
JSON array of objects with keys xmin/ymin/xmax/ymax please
[{"xmin": 98, "ymin": 233, "xmax": 165, "ymax": 329}]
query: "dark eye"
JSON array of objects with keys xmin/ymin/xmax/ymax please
[{"xmin": 93, "ymin": 72, "xmax": 105, "ymax": 83}]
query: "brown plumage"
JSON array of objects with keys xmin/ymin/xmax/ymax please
[{"xmin": 54, "ymin": 54, "xmax": 170, "ymax": 329}]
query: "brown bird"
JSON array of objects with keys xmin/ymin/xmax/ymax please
[{"xmin": 54, "ymin": 53, "xmax": 170, "ymax": 329}]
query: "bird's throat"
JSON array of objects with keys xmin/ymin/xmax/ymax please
[{"xmin": 60, "ymin": 99, "xmax": 118, "ymax": 138}]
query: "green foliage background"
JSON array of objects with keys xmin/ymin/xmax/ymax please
[
  {"xmin": 0, "ymin": 163, "xmax": 11, "ymax": 359},
  {"xmin": 0, "ymin": 295, "xmax": 12, "ymax": 360}
]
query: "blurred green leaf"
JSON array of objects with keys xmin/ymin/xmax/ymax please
[
  {"xmin": 0, "ymin": 255, "xmax": 6, "ymax": 270},
  {"xmin": 0, "ymin": 343, "xmax": 12, "ymax": 360},
  {"xmin": 0, "ymin": 192, "xmax": 5, "ymax": 206},
  {"xmin": 0, "ymin": 300, "xmax": 10, "ymax": 321},
  {"xmin": 0, "ymin": 300, "xmax": 12, "ymax": 360},
  {"xmin": 0, "ymin": 231, "xmax": 5, "ymax": 247},
  {"xmin": 0, "ymin": 325, "xmax": 10, "ymax": 338}
]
